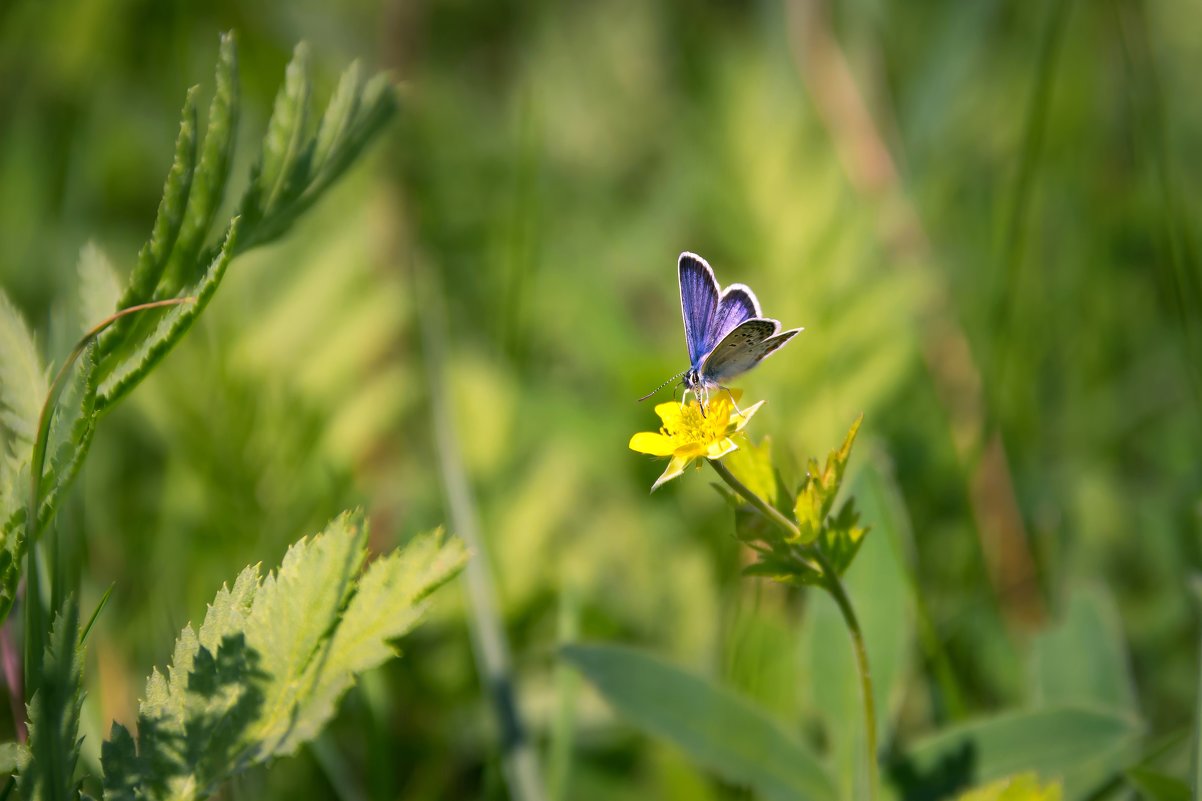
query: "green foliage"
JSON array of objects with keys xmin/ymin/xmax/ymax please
[
  {"xmin": 19, "ymin": 603, "xmax": 86, "ymax": 801},
  {"xmin": 722, "ymin": 436, "xmax": 778, "ymax": 508},
  {"xmin": 236, "ymin": 45, "xmax": 397, "ymax": 252},
  {"xmin": 0, "ymin": 291, "xmax": 48, "ymax": 456},
  {"xmin": 957, "ymin": 773, "xmax": 1062, "ymax": 801},
  {"xmin": 0, "ymin": 742, "xmax": 30, "ymax": 775},
  {"xmin": 562, "ymin": 643, "xmax": 837, "ymax": 801},
  {"xmin": 793, "ymin": 415, "xmax": 862, "ymax": 545},
  {"xmin": 0, "ymin": 31, "xmax": 398, "ymax": 632},
  {"xmin": 894, "ymin": 707, "xmax": 1142, "ymax": 801},
  {"xmin": 800, "ymin": 466, "xmax": 913, "ymax": 801},
  {"xmin": 1031, "ymin": 585, "xmax": 1138, "ymax": 715},
  {"xmin": 1125, "ymin": 767, "xmax": 1190, "ymax": 801},
  {"xmin": 734, "ymin": 415, "xmax": 869, "ymax": 587},
  {"xmin": 101, "ymin": 512, "xmax": 467, "ymax": 800}
]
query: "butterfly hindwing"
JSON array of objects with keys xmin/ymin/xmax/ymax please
[
  {"xmin": 678, "ymin": 252, "xmax": 720, "ymax": 366},
  {"xmin": 700, "ymin": 319, "xmax": 801, "ymax": 383}
]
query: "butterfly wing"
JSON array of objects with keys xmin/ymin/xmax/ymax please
[
  {"xmin": 700, "ymin": 319, "xmax": 802, "ymax": 383},
  {"xmin": 706, "ymin": 283, "xmax": 761, "ymax": 353},
  {"xmin": 678, "ymin": 252, "xmax": 720, "ymax": 366}
]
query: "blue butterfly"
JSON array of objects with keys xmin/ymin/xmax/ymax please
[{"xmin": 641, "ymin": 252, "xmax": 802, "ymax": 408}]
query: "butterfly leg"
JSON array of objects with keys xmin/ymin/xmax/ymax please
[{"xmin": 721, "ymin": 386, "xmax": 745, "ymax": 416}]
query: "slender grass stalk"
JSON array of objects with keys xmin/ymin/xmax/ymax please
[
  {"xmin": 708, "ymin": 459, "xmax": 878, "ymax": 801},
  {"xmin": 413, "ymin": 258, "xmax": 548, "ymax": 801}
]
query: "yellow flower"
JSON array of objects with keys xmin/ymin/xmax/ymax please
[{"xmin": 629, "ymin": 391, "xmax": 764, "ymax": 491}]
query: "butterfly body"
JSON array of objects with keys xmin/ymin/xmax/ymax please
[{"xmin": 670, "ymin": 252, "xmax": 802, "ymax": 407}]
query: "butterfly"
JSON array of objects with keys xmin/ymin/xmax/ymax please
[{"xmin": 640, "ymin": 252, "xmax": 802, "ymax": 409}]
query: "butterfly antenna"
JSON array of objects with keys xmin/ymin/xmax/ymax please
[{"xmin": 638, "ymin": 371, "xmax": 688, "ymax": 402}]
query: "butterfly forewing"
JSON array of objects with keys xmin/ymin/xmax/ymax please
[
  {"xmin": 678, "ymin": 253, "xmax": 720, "ymax": 366},
  {"xmin": 707, "ymin": 285, "xmax": 760, "ymax": 353},
  {"xmin": 700, "ymin": 319, "xmax": 801, "ymax": 383}
]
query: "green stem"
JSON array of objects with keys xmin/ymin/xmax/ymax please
[{"xmin": 708, "ymin": 459, "xmax": 879, "ymax": 801}]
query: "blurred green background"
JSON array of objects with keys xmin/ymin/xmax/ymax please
[{"xmin": 1, "ymin": 0, "xmax": 1199, "ymax": 797}]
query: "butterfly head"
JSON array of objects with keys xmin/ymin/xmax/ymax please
[{"xmin": 683, "ymin": 368, "xmax": 716, "ymax": 413}]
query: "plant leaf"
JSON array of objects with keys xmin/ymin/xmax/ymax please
[
  {"xmin": 269, "ymin": 528, "xmax": 469, "ymax": 753},
  {"xmin": 562, "ymin": 643, "xmax": 837, "ymax": 801},
  {"xmin": 76, "ymin": 243, "xmax": 122, "ymax": 331},
  {"xmin": 108, "ymin": 85, "xmax": 199, "ymax": 343},
  {"xmin": 19, "ymin": 601, "xmax": 85, "ymax": 801},
  {"xmin": 101, "ymin": 513, "xmax": 466, "ymax": 800},
  {"xmin": 1031, "ymin": 584, "xmax": 1138, "ymax": 715},
  {"xmin": 1125, "ymin": 767, "xmax": 1190, "ymax": 801},
  {"xmin": 160, "ymin": 31, "xmax": 239, "ymax": 296},
  {"xmin": 0, "ymin": 741, "xmax": 30, "ymax": 775},
  {"xmin": 257, "ymin": 43, "xmax": 312, "ymax": 220},
  {"xmin": 957, "ymin": 773, "xmax": 1063, "ymax": 801},
  {"xmin": 0, "ymin": 290, "xmax": 47, "ymax": 455},
  {"xmin": 96, "ymin": 220, "xmax": 239, "ymax": 410},
  {"xmin": 234, "ymin": 55, "xmax": 397, "ymax": 252},
  {"xmin": 311, "ymin": 61, "xmax": 362, "ymax": 176},
  {"xmin": 893, "ymin": 707, "xmax": 1143, "ymax": 801},
  {"xmin": 724, "ymin": 435, "xmax": 777, "ymax": 506}
]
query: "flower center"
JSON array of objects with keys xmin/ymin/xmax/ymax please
[{"xmin": 665, "ymin": 400, "xmax": 731, "ymax": 445}]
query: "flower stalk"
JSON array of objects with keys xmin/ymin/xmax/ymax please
[
  {"xmin": 630, "ymin": 396, "xmax": 875, "ymax": 797},
  {"xmin": 710, "ymin": 456, "xmax": 878, "ymax": 801}
]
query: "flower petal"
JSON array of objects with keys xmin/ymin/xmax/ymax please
[
  {"xmin": 629, "ymin": 431, "xmax": 677, "ymax": 456},
  {"xmin": 674, "ymin": 442, "xmax": 708, "ymax": 458},
  {"xmin": 653, "ymin": 401, "xmax": 685, "ymax": 428},
  {"xmin": 705, "ymin": 437, "xmax": 738, "ymax": 460},
  {"xmin": 651, "ymin": 454, "xmax": 692, "ymax": 491},
  {"xmin": 731, "ymin": 400, "xmax": 765, "ymax": 432}
]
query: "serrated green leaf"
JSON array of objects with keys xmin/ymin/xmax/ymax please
[
  {"xmin": 562, "ymin": 643, "xmax": 837, "ymax": 801},
  {"xmin": 76, "ymin": 242, "xmax": 122, "ymax": 330},
  {"xmin": 101, "ymin": 86, "xmax": 199, "ymax": 362},
  {"xmin": 20, "ymin": 602, "xmax": 84, "ymax": 801},
  {"xmin": 160, "ymin": 31, "xmax": 239, "ymax": 296},
  {"xmin": 311, "ymin": 61, "xmax": 362, "ymax": 174},
  {"xmin": 0, "ymin": 344, "xmax": 99, "ymax": 630},
  {"xmin": 258, "ymin": 43, "xmax": 311, "ymax": 218},
  {"xmin": 268, "ymin": 528, "xmax": 468, "ymax": 753},
  {"xmin": 102, "ymin": 513, "xmax": 466, "ymax": 799},
  {"xmin": 244, "ymin": 510, "xmax": 368, "ymax": 752},
  {"xmin": 817, "ymin": 498, "xmax": 867, "ymax": 577},
  {"xmin": 113, "ymin": 87, "xmax": 199, "ymax": 313},
  {"xmin": 895, "ymin": 707, "xmax": 1143, "ymax": 801},
  {"xmin": 41, "ymin": 343, "xmax": 99, "ymax": 512},
  {"xmin": 793, "ymin": 415, "xmax": 864, "ymax": 543},
  {"xmin": 826, "ymin": 413, "xmax": 863, "ymax": 488},
  {"xmin": 234, "ymin": 58, "xmax": 396, "ymax": 253},
  {"xmin": 0, "ymin": 741, "xmax": 29, "ymax": 775},
  {"xmin": 307, "ymin": 71, "xmax": 396, "ymax": 196},
  {"xmin": 0, "ymin": 290, "xmax": 47, "ymax": 454},
  {"xmin": 97, "ymin": 220, "xmax": 240, "ymax": 410}
]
